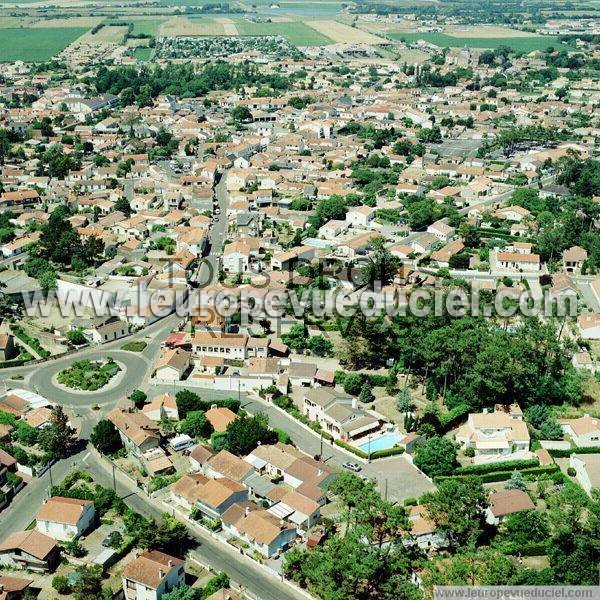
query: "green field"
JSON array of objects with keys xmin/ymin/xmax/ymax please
[
  {"xmin": 389, "ymin": 32, "xmax": 575, "ymax": 52},
  {"xmin": 0, "ymin": 27, "xmax": 88, "ymax": 62},
  {"xmin": 235, "ymin": 20, "xmax": 332, "ymax": 46},
  {"xmin": 133, "ymin": 46, "xmax": 152, "ymax": 60},
  {"xmin": 130, "ymin": 18, "xmax": 166, "ymax": 36}
]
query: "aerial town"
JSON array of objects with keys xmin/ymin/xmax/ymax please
[{"xmin": 0, "ymin": 0, "xmax": 599, "ymax": 598}]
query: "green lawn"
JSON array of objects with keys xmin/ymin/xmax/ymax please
[
  {"xmin": 389, "ymin": 32, "xmax": 575, "ymax": 52},
  {"xmin": 0, "ymin": 27, "xmax": 88, "ymax": 62},
  {"xmin": 133, "ymin": 46, "xmax": 152, "ymax": 60},
  {"xmin": 121, "ymin": 340, "xmax": 148, "ymax": 352},
  {"xmin": 235, "ymin": 20, "xmax": 332, "ymax": 46}
]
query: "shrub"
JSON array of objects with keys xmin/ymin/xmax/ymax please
[
  {"xmin": 52, "ymin": 575, "xmax": 71, "ymax": 594},
  {"xmin": 548, "ymin": 446, "xmax": 600, "ymax": 458},
  {"xmin": 370, "ymin": 446, "xmax": 405, "ymax": 459},
  {"xmin": 567, "ymin": 467, "xmax": 576, "ymax": 477},
  {"xmin": 403, "ymin": 497, "xmax": 418, "ymax": 506},
  {"xmin": 455, "ymin": 459, "xmax": 539, "ymax": 476}
]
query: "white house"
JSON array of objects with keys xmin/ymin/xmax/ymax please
[
  {"xmin": 427, "ymin": 220, "xmax": 455, "ymax": 243},
  {"xmin": 153, "ymin": 348, "xmax": 191, "ymax": 381},
  {"xmin": 192, "ymin": 332, "xmax": 248, "ymax": 360},
  {"xmin": 346, "ymin": 206, "xmax": 376, "ymax": 229},
  {"xmin": 456, "ymin": 404, "xmax": 530, "ymax": 460},
  {"xmin": 559, "ymin": 415, "xmax": 600, "ymax": 447},
  {"xmin": 143, "ymin": 393, "xmax": 179, "ymax": 422},
  {"xmin": 577, "ymin": 313, "xmax": 600, "ymax": 340},
  {"xmin": 494, "ymin": 251, "xmax": 541, "ymax": 273},
  {"xmin": 569, "ymin": 453, "xmax": 600, "ymax": 495},
  {"xmin": 122, "ymin": 550, "xmax": 184, "ymax": 600},
  {"xmin": 35, "ymin": 496, "xmax": 96, "ymax": 542}
]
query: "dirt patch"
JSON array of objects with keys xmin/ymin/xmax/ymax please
[{"xmin": 160, "ymin": 17, "xmax": 226, "ymax": 37}]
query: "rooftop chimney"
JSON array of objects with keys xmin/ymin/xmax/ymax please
[
  {"xmin": 211, "ymin": 403, "xmax": 217, "ymax": 410},
  {"xmin": 352, "ymin": 398, "xmax": 357, "ymax": 409},
  {"xmin": 168, "ymin": 560, "xmax": 172, "ymax": 568},
  {"xmin": 159, "ymin": 568, "xmax": 164, "ymax": 579},
  {"xmin": 279, "ymin": 519, "xmax": 285, "ymax": 530},
  {"xmin": 245, "ymin": 506, "xmax": 250, "ymax": 517}
]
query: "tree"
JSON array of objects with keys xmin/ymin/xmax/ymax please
[
  {"xmin": 501, "ymin": 510, "xmax": 549, "ymax": 545},
  {"xmin": 175, "ymin": 390, "xmax": 202, "ymax": 419},
  {"xmin": 342, "ymin": 372, "xmax": 363, "ymax": 396},
  {"xmin": 360, "ymin": 236, "xmax": 401, "ymax": 289},
  {"xmin": 231, "ymin": 105, "xmax": 252, "ymax": 123},
  {"xmin": 38, "ymin": 405, "xmax": 77, "ymax": 458},
  {"xmin": 396, "ymin": 388, "xmax": 414, "ymax": 414},
  {"xmin": 281, "ymin": 324, "xmax": 308, "ymax": 352},
  {"xmin": 130, "ymin": 389, "xmax": 148, "ymax": 409},
  {"xmin": 113, "ymin": 197, "xmax": 132, "ymax": 217},
  {"xmin": 358, "ymin": 380, "xmax": 374, "ymax": 404},
  {"xmin": 179, "ymin": 411, "xmax": 212, "ymax": 439},
  {"xmin": 505, "ymin": 470, "xmax": 527, "ymax": 491},
  {"xmin": 71, "ymin": 564, "xmax": 106, "ymax": 600},
  {"xmin": 413, "ymin": 436, "xmax": 456, "ymax": 478},
  {"xmin": 421, "ymin": 476, "xmax": 488, "ymax": 550},
  {"xmin": 225, "ymin": 413, "xmax": 277, "ymax": 456},
  {"xmin": 67, "ymin": 328, "xmax": 87, "ymax": 345},
  {"xmin": 151, "ymin": 514, "xmax": 189, "ymax": 556},
  {"xmin": 308, "ymin": 334, "xmax": 333, "ymax": 356},
  {"xmin": 90, "ymin": 419, "xmax": 122, "ymax": 455}
]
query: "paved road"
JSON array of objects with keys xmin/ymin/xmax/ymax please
[
  {"xmin": 83, "ymin": 450, "xmax": 307, "ymax": 600},
  {"xmin": 149, "ymin": 385, "xmax": 434, "ymax": 503}
]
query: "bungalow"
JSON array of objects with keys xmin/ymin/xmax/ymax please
[
  {"xmin": 271, "ymin": 246, "xmax": 315, "ymax": 271},
  {"xmin": 90, "ymin": 317, "xmax": 128, "ymax": 344},
  {"xmin": 485, "ymin": 489, "xmax": 535, "ymax": 525},
  {"xmin": 205, "ymin": 406, "xmax": 237, "ymax": 432},
  {"xmin": 577, "ymin": 312, "xmax": 600, "ymax": 340},
  {"xmin": 495, "ymin": 205, "xmax": 531, "ymax": 222},
  {"xmin": 494, "ymin": 251, "xmax": 541, "ymax": 273},
  {"xmin": 204, "ymin": 450, "xmax": 254, "ymax": 484},
  {"xmin": 193, "ymin": 477, "xmax": 248, "ymax": 521},
  {"xmin": 407, "ymin": 505, "xmax": 448, "ymax": 550},
  {"xmin": 35, "ymin": 497, "xmax": 95, "ymax": 542}
]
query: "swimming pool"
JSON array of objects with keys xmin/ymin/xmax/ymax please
[
  {"xmin": 357, "ymin": 432, "xmax": 401, "ymax": 453},
  {"xmin": 304, "ymin": 237, "xmax": 332, "ymax": 249}
]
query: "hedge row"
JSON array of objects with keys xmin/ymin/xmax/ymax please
[
  {"xmin": 0, "ymin": 358, "xmax": 34, "ymax": 369},
  {"xmin": 439, "ymin": 404, "xmax": 470, "ymax": 431},
  {"xmin": 334, "ymin": 439, "xmax": 368, "ymax": 459},
  {"xmin": 436, "ymin": 464, "xmax": 559, "ymax": 484},
  {"xmin": 333, "ymin": 438, "xmax": 405, "ymax": 461},
  {"xmin": 455, "ymin": 458, "xmax": 540, "ymax": 476},
  {"xmin": 547, "ymin": 446, "xmax": 600, "ymax": 458}
]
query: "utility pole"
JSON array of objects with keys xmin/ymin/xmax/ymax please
[
  {"xmin": 112, "ymin": 463, "xmax": 116, "ymax": 492},
  {"xmin": 320, "ymin": 432, "xmax": 323, "ymax": 459},
  {"xmin": 48, "ymin": 463, "xmax": 53, "ymax": 489}
]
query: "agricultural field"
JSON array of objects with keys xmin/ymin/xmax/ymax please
[
  {"xmin": 159, "ymin": 16, "xmax": 227, "ymax": 37},
  {"xmin": 306, "ymin": 19, "xmax": 386, "ymax": 44},
  {"xmin": 0, "ymin": 27, "xmax": 88, "ymax": 61},
  {"xmin": 130, "ymin": 18, "xmax": 166, "ymax": 37},
  {"xmin": 389, "ymin": 31, "xmax": 575, "ymax": 52},
  {"xmin": 235, "ymin": 20, "xmax": 332, "ymax": 46},
  {"xmin": 78, "ymin": 25, "xmax": 128, "ymax": 45},
  {"xmin": 31, "ymin": 17, "xmax": 102, "ymax": 28}
]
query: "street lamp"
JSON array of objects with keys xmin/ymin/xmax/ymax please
[{"xmin": 368, "ymin": 435, "xmax": 372, "ymax": 463}]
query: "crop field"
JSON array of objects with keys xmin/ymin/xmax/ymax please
[
  {"xmin": 160, "ymin": 17, "xmax": 227, "ymax": 37},
  {"xmin": 389, "ymin": 32, "xmax": 575, "ymax": 52},
  {"xmin": 79, "ymin": 25, "xmax": 128, "ymax": 44},
  {"xmin": 130, "ymin": 18, "xmax": 166, "ymax": 37},
  {"xmin": 31, "ymin": 17, "xmax": 102, "ymax": 28},
  {"xmin": 0, "ymin": 27, "xmax": 88, "ymax": 61},
  {"xmin": 306, "ymin": 19, "xmax": 386, "ymax": 44},
  {"xmin": 235, "ymin": 20, "xmax": 332, "ymax": 46}
]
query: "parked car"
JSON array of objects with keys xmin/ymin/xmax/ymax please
[{"xmin": 342, "ymin": 461, "xmax": 361, "ymax": 472}]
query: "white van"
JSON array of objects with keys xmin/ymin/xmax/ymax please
[{"xmin": 170, "ymin": 434, "xmax": 195, "ymax": 452}]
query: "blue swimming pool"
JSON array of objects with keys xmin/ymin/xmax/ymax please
[
  {"xmin": 357, "ymin": 432, "xmax": 401, "ymax": 453},
  {"xmin": 304, "ymin": 237, "xmax": 332, "ymax": 249}
]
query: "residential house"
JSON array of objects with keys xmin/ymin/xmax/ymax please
[
  {"xmin": 143, "ymin": 393, "xmax": 179, "ymax": 422},
  {"xmin": 0, "ymin": 531, "xmax": 60, "ymax": 572},
  {"xmin": 407, "ymin": 505, "xmax": 448, "ymax": 550},
  {"xmin": 107, "ymin": 408, "xmax": 161, "ymax": 456},
  {"xmin": 569, "ymin": 453, "xmax": 600, "ymax": 495},
  {"xmin": 346, "ymin": 206, "xmax": 376, "ymax": 229},
  {"xmin": 456, "ymin": 404, "xmax": 530, "ymax": 460},
  {"xmin": 227, "ymin": 509, "xmax": 297, "ymax": 557},
  {"xmin": 563, "ymin": 246, "xmax": 587, "ymax": 272},
  {"xmin": 0, "ymin": 335, "xmax": 16, "ymax": 362},
  {"xmin": 485, "ymin": 490, "xmax": 535, "ymax": 525},
  {"xmin": 302, "ymin": 387, "xmax": 380, "ymax": 441},
  {"xmin": 192, "ymin": 332, "xmax": 248, "ymax": 361},
  {"xmin": 559, "ymin": 414, "xmax": 600, "ymax": 447},
  {"xmin": 153, "ymin": 348, "xmax": 191, "ymax": 381},
  {"xmin": 90, "ymin": 317, "xmax": 128, "ymax": 344},
  {"xmin": 427, "ymin": 221, "xmax": 455, "ymax": 243},
  {"xmin": 578, "ymin": 313, "xmax": 600, "ymax": 339},
  {"xmin": 35, "ymin": 496, "xmax": 95, "ymax": 542},
  {"xmin": 122, "ymin": 550, "xmax": 184, "ymax": 600}
]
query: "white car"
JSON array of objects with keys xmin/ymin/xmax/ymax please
[{"xmin": 342, "ymin": 461, "xmax": 362, "ymax": 472}]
